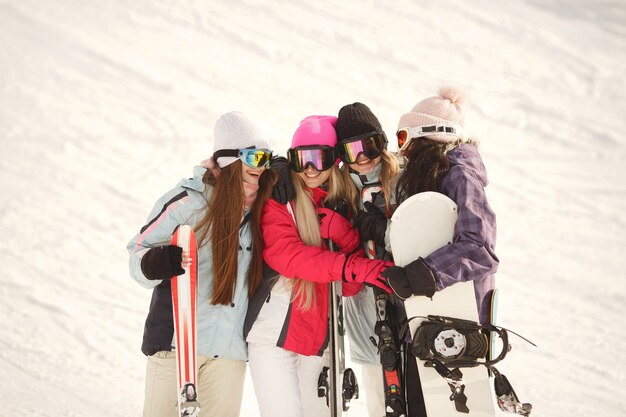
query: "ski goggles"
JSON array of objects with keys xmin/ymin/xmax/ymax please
[
  {"xmin": 213, "ymin": 147, "xmax": 273, "ymax": 168},
  {"xmin": 238, "ymin": 148, "xmax": 273, "ymax": 168},
  {"xmin": 336, "ymin": 132, "xmax": 387, "ymax": 164},
  {"xmin": 287, "ymin": 146, "xmax": 337, "ymax": 173},
  {"xmin": 396, "ymin": 124, "xmax": 463, "ymax": 152}
]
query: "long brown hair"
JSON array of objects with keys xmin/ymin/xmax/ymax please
[
  {"xmin": 195, "ymin": 160, "xmax": 263, "ymax": 305},
  {"xmin": 395, "ymin": 139, "xmax": 451, "ymax": 204}
]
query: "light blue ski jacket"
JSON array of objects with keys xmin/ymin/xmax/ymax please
[
  {"xmin": 344, "ymin": 164, "xmax": 389, "ymax": 365},
  {"xmin": 127, "ymin": 166, "xmax": 251, "ymax": 361}
]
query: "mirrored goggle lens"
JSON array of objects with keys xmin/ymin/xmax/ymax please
[
  {"xmin": 288, "ymin": 147, "xmax": 336, "ymax": 172},
  {"xmin": 396, "ymin": 129, "xmax": 409, "ymax": 150},
  {"xmin": 239, "ymin": 149, "xmax": 272, "ymax": 168},
  {"xmin": 338, "ymin": 134, "xmax": 386, "ymax": 163}
]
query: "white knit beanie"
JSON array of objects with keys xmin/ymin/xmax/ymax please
[
  {"xmin": 397, "ymin": 86, "xmax": 468, "ymax": 143},
  {"xmin": 213, "ymin": 111, "xmax": 270, "ymax": 168}
]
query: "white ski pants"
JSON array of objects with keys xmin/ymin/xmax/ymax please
[
  {"xmin": 143, "ymin": 350, "xmax": 246, "ymax": 417},
  {"xmin": 248, "ymin": 342, "xmax": 330, "ymax": 417}
]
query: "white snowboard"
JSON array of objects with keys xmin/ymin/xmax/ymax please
[{"xmin": 389, "ymin": 192, "xmax": 496, "ymax": 416}]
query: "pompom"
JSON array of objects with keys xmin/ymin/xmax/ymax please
[{"xmin": 438, "ymin": 85, "xmax": 468, "ymax": 106}]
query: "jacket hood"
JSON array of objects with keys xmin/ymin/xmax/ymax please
[
  {"xmin": 178, "ymin": 166, "xmax": 209, "ymax": 192},
  {"xmin": 446, "ymin": 143, "xmax": 488, "ymax": 187}
]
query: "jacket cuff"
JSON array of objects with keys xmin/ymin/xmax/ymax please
[{"xmin": 330, "ymin": 252, "xmax": 348, "ymax": 281}]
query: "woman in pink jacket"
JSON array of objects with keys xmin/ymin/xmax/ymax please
[{"xmin": 245, "ymin": 115, "xmax": 393, "ymax": 417}]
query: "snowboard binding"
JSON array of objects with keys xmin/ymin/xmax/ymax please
[
  {"xmin": 410, "ymin": 315, "xmax": 507, "ymax": 368},
  {"xmin": 402, "ymin": 315, "xmax": 535, "ymax": 415}
]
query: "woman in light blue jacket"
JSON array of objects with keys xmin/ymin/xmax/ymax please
[{"xmin": 127, "ymin": 111, "xmax": 275, "ymax": 417}]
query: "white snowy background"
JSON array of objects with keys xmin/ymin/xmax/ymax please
[{"xmin": 1, "ymin": 0, "xmax": 624, "ymax": 416}]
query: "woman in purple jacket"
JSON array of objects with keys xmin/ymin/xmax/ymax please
[
  {"xmin": 371, "ymin": 86, "xmax": 498, "ymax": 325},
  {"xmin": 364, "ymin": 85, "xmax": 499, "ymax": 417}
]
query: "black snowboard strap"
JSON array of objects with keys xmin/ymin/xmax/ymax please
[{"xmin": 431, "ymin": 359, "xmax": 469, "ymax": 413}]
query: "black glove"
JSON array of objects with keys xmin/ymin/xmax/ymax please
[
  {"xmin": 270, "ymin": 156, "xmax": 295, "ymax": 204},
  {"xmin": 355, "ymin": 201, "xmax": 387, "ymax": 246},
  {"xmin": 324, "ymin": 198, "xmax": 349, "ymax": 218},
  {"xmin": 381, "ymin": 257, "xmax": 436, "ymax": 300},
  {"xmin": 140, "ymin": 245, "xmax": 185, "ymax": 281}
]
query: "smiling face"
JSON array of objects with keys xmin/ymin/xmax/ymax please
[
  {"xmin": 298, "ymin": 165, "xmax": 331, "ymax": 188},
  {"xmin": 348, "ymin": 153, "xmax": 381, "ymax": 174},
  {"xmin": 241, "ymin": 163, "xmax": 267, "ymax": 185}
]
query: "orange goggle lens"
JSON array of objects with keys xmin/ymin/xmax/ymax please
[{"xmin": 396, "ymin": 129, "xmax": 409, "ymax": 150}]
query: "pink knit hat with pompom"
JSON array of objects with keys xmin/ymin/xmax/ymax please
[
  {"xmin": 397, "ymin": 86, "xmax": 468, "ymax": 143},
  {"xmin": 291, "ymin": 115, "xmax": 338, "ymax": 148}
]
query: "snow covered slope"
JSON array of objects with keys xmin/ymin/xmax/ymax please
[{"xmin": 1, "ymin": 0, "xmax": 624, "ymax": 415}]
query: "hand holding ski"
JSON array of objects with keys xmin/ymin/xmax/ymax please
[{"xmin": 360, "ymin": 185, "xmax": 407, "ymax": 417}]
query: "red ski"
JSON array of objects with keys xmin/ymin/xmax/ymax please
[{"xmin": 170, "ymin": 225, "xmax": 200, "ymax": 417}]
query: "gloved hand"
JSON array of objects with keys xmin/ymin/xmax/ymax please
[
  {"xmin": 355, "ymin": 201, "xmax": 388, "ymax": 246},
  {"xmin": 342, "ymin": 254, "xmax": 393, "ymax": 293},
  {"xmin": 140, "ymin": 245, "xmax": 185, "ymax": 281},
  {"xmin": 270, "ymin": 156, "xmax": 295, "ymax": 204},
  {"xmin": 381, "ymin": 257, "xmax": 436, "ymax": 300},
  {"xmin": 317, "ymin": 207, "xmax": 360, "ymax": 253}
]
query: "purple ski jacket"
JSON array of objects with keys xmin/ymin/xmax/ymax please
[{"xmin": 424, "ymin": 143, "xmax": 498, "ymax": 324}]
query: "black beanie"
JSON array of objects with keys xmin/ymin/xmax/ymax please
[{"xmin": 335, "ymin": 102, "xmax": 383, "ymax": 142}]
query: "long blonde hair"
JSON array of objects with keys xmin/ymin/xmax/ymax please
[
  {"xmin": 290, "ymin": 165, "xmax": 345, "ymax": 311},
  {"xmin": 341, "ymin": 149, "xmax": 400, "ymax": 216}
]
